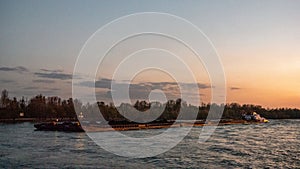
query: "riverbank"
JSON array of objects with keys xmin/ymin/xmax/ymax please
[{"xmin": 0, "ymin": 118, "xmax": 76, "ymax": 123}]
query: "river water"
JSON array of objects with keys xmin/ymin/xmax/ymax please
[{"xmin": 0, "ymin": 120, "xmax": 299, "ymax": 168}]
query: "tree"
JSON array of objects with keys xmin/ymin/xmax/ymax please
[{"xmin": 0, "ymin": 89, "xmax": 9, "ymax": 108}]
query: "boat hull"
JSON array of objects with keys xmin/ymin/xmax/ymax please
[{"xmin": 34, "ymin": 121, "xmax": 84, "ymax": 132}]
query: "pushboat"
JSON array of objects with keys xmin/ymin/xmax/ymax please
[
  {"xmin": 242, "ymin": 112, "xmax": 269, "ymax": 123},
  {"xmin": 34, "ymin": 121, "xmax": 84, "ymax": 132}
]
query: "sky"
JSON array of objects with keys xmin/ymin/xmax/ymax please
[{"xmin": 0, "ymin": 0, "xmax": 299, "ymax": 108}]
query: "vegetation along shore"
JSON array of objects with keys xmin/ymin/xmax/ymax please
[{"xmin": 1, "ymin": 89, "xmax": 299, "ymax": 125}]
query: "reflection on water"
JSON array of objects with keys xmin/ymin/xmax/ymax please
[{"xmin": 0, "ymin": 120, "xmax": 299, "ymax": 168}]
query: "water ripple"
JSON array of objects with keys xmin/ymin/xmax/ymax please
[{"xmin": 0, "ymin": 120, "xmax": 299, "ymax": 168}]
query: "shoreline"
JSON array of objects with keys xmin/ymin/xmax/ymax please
[{"xmin": 0, "ymin": 118, "xmax": 76, "ymax": 123}]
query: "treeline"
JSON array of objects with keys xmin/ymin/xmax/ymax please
[
  {"xmin": 93, "ymin": 100, "xmax": 300, "ymax": 122},
  {"xmin": 0, "ymin": 90, "xmax": 77, "ymax": 120},
  {"xmin": 0, "ymin": 89, "xmax": 299, "ymax": 121}
]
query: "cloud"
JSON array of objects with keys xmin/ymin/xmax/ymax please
[
  {"xmin": 180, "ymin": 82, "xmax": 211, "ymax": 89},
  {"xmin": 95, "ymin": 78, "xmax": 114, "ymax": 89},
  {"xmin": 40, "ymin": 68, "xmax": 63, "ymax": 73},
  {"xmin": 0, "ymin": 79, "xmax": 14, "ymax": 83},
  {"xmin": 77, "ymin": 78, "xmax": 113, "ymax": 89},
  {"xmin": 0, "ymin": 66, "xmax": 29, "ymax": 73},
  {"xmin": 78, "ymin": 78, "xmax": 211, "ymax": 91},
  {"xmin": 230, "ymin": 87, "xmax": 241, "ymax": 90},
  {"xmin": 79, "ymin": 78, "xmax": 211, "ymax": 101},
  {"xmin": 34, "ymin": 72, "xmax": 72, "ymax": 80},
  {"xmin": 32, "ymin": 79, "xmax": 56, "ymax": 83}
]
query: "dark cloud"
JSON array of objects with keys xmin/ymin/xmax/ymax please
[
  {"xmin": 77, "ymin": 78, "xmax": 113, "ymax": 89},
  {"xmin": 40, "ymin": 68, "xmax": 63, "ymax": 73},
  {"xmin": 79, "ymin": 78, "xmax": 210, "ymax": 91},
  {"xmin": 34, "ymin": 72, "xmax": 72, "ymax": 80},
  {"xmin": 32, "ymin": 79, "xmax": 56, "ymax": 83},
  {"xmin": 230, "ymin": 87, "xmax": 241, "ymax": 90},
  {"xmin": 77, "ymin": 81, "xmax": 95, "ymax": 88},
  {"xmin": 51, "ymin": 88, "xmax": 60, "ymax": 91},
  {"xmin": 0, "ymin": 79, "xmax": 14, "ymax": 83},
  {"xmin": 197, "ymin": 83, "xmax": 211, "ymax": 89},
  {"xmin": 95, "ymin": 78, "xmax": 114, "ymax": 89},
  {"xmin": 0, "ymin": 66, "xmax": 28, "ymax": 73},
  {"xmin": 80, "ymin": 78, "xmax": 210, "ymax": 101},
  {"xmin": 180, "ymin": 82, "xmax": 211, "ymax": 89},
  {"xmin": 146, "ymin": 82, "xmax": 177, "ymax": 89},
  {"xmin": 144, "ymin": 82, "xmax": 210, "ymax": 90}
]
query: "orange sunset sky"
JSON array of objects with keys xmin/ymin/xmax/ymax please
[{"xmin": 0, "ymin": 1, "xmax": 299, "ymax": 108}]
